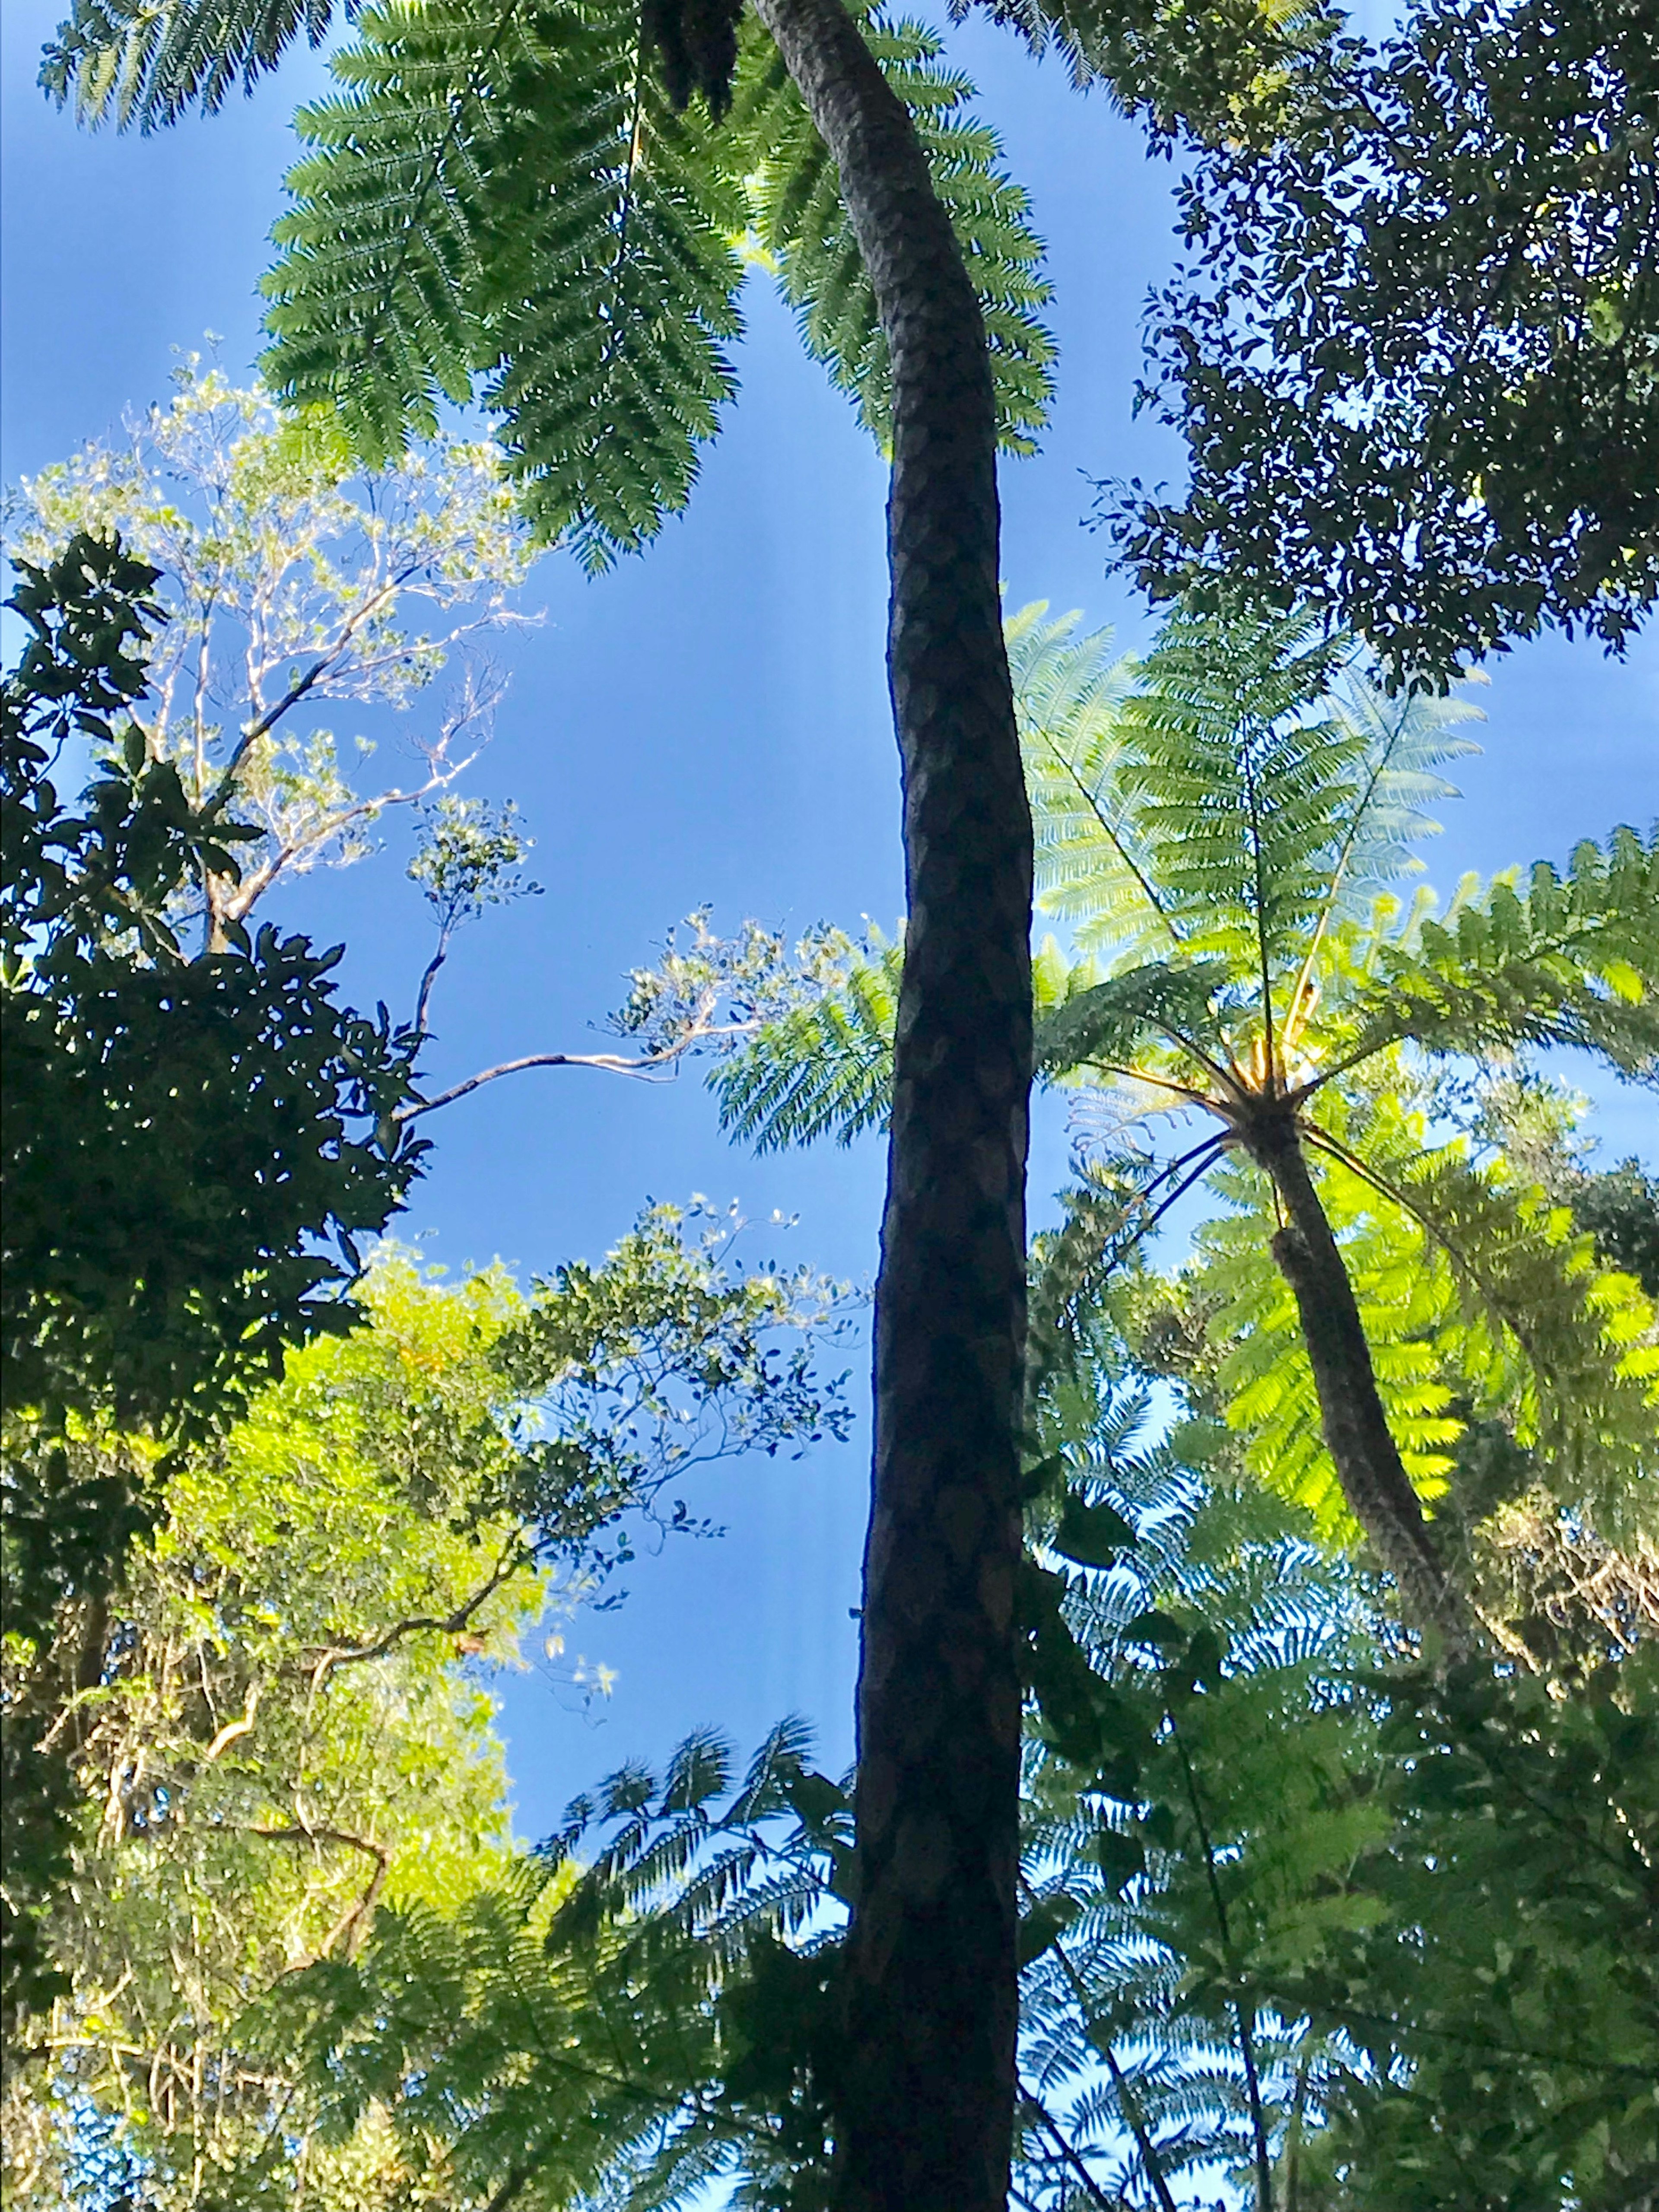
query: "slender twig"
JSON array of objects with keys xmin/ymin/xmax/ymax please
[
  {"xmin": 1017, "ymin": 2076, "xmax": 1125, "ymax": 2210},
  {"xmin": 1031, "ymin": 1888, "xmax": 1182, "ymax": 2212},
  {"xmin": 397, "ymin": 1017, "xmax": 763, "ymax": 1122},
  {"xmin": 413, "ymin": 921, "xmax": 456, "ymax": 1039},
  {"xmin": 1171, "ymin": 1731, "xmax": 1274, "ymax": 2212}
]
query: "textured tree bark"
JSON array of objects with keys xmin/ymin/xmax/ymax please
[
  {"xmin": 1247, "ymin": 1109, "xmax": 1478, "ymax": 1655},
  {"xmin": 747, "ymin": 0, "xmax": 1032, "ymax": 2203}
]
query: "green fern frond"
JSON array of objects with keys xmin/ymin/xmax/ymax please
[
  {"xmin": 1327, "ymin": 1119, "xmax": 1659, "ymax": 1543},
  {"xmin": 731, "ymin": 0, "xmax": 1055, "ymax": 452},
  {"xmin": 261, "ymin": 0, "xmax": 747, "ymax": 566},
  {"xmin": 1034, "ymin": 957, "xmax": 1231, "ymax": 1081},
  {"xmin": 712, "ymin": 938, "xmax": 901, "ymax": 1149},
  {"xmin": 1341, "ymin": 824, "xmax": 1659, "ymax": 1080},
  {"xmin": 41, "ymin": 0, "xmax": 339, "ymax": 129},
  {"xmin": 1007, "ymin": 601, "xmax": 1172, "ymax": 961},
  {"xmin": 1116, "ymin": 607, "xmax": 1359, "ymax": 983}
]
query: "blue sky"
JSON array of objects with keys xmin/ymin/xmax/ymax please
[{"xmin": 4, "ymin": 0, "xmax": 1655, "ymax": 1839}]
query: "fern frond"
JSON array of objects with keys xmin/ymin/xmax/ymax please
[
  {"xmin": 1007, "ymin": 601, "xmax": 1174, "ymax": 962},
  {"xmin": 1321, "ymin": 1126, "xmax": 1659, "ymax": 1545},
  {"xmin": 1034, "ymin": 958, "xmax": 1232, "ymax": 1082},
  {"xmin": 1341, "ymin": 824, "xmax": 1659, "ymax": 1081},
  {"xmin": 730, "ymin": 0, "xmax": 1055, "ymax": 451},
  {"xmin": 712, "ymin": 938, "xmax": 901, "ymax": 1149},
  {"xmin": 261, "ymin": 0, "xmax": 747, "ymax": 565},
  {"xmin": 1116, "ymin": 607, "xmax": 1359, "ymax": 991},
  {"xmin": 41, "ymin": 0, "xmax": 338, "ymax": 128}
]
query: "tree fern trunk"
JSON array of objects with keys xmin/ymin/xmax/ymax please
[
  {"xmin": 1249, "ymin": 1110, "xmax": 1477, "ymax": 1654},
  {"xmin": 747, "ymin": 0, "xmax": 1032, "ymax": 2201}
]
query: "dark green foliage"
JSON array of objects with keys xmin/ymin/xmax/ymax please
[
  {"xmin": 645, "ymin": 0, "xmax": 747, "ymax": 117},
  {"xmin": 1572, "ymin": 1156, "xmax": 1659, "ymax": 1298},
  {"xmin": 263, "ymin": 1718, "xmax": 852, "ymax": 2208},
  {"xmin": 1108, "ymin": 0, "xmax": 1659, "ymax": 677},
  {"xmin": 1, "ymin": 533, "xmax": 422, "ymax": 2042},
  {"xmin": 261, "ymin": 0, "xmax": 750, "ymax": 569},
  {"xmin": 954, "ymin": 0, "xmax": 1342, "ymax": 143},
  {"xmin": 1300, "ymin": 1656, "xmax": 1659, "ymax": 2210},
  {"xmin": 2, "ymin": 534, "xmax": 426, "ymax": 1448},
  {"xmin": 41, "ymin": 0, "xmax": 340, "ymax": 127}
]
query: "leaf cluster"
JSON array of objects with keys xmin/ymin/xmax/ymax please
[
  {"xmin": 42, "ymin": 0, "xmax": 1055, "ymax": 565},
  {"xmin": 1106, "ymin": 0, "xmax": 1659, "ymax": 677},
  {"xmin": 2, "ymin": 532, "xmax": 426, "ymax": 2042}
]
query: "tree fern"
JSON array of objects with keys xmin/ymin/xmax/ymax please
[
  {"xmin": 51, "ymin": 0, "xmax": 1057, "ymax": 562},
  {"xmin": 733, "ymin": 0, "xmax": 1055, "ymax": 453},
  {"xmin": 258, "ymin": 0, "xmax": 750, "ymax": 566},
  {"xmin": 709, "ymin": 599, "xmax": 1656, "ymax": 1638}
]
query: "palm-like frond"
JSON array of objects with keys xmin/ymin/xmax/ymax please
[
  {"xmin": 1337, "ymin": 825, "xmax": 1659, "ymax": 1081},
  {"xmin": 42, "ymin": 0, "xmax": 341, "ymax": 128},
  {"xmin": 712, "ymin": 935, "xmax": 900, "ymax": 1149},
  {"xmin": 261, "ymin": 0, "xmax": 750, "ymax": 567},
  {"xmin": 1010, "ymin": 601, "xmax": 1170, "ymax": 961},
  {"xmin": 67, "ymin": 0, "xmax": 1055, "ymax": 558},
  {"xmin": 733, "ymin": 3, "xmax": 1056, "ymax": 453},
  {"xmin": 1033, "ymin": 957, "xmax": 1232, "ymax": 1083},
  {"xmin": 1114, "ymin": 607, "xmax": 1357, "ymax": 998}
]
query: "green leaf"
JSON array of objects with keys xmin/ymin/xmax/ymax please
[
  {"xmin": 262, "ymin": 0, "xmax": 747, "ymax": 566},
  {"xmin": 1053, "ymin": 1493, "xmax": 1138, "ymax": 1566}
]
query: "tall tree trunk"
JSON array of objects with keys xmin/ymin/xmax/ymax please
[
  {"xmin": 747, "ymin": 0, "xmax": 1033, "ymax": 2202},
  {"xmin": 1247, "ymin": 1108, "xmax": 1477, "ymax": 1654}
]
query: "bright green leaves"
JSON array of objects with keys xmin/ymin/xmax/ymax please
[
  {"xmin": 733, "ymin": 1, "xmax": 1055, "ymax": 453},
  {"xmin": 1350, "ymin": 825, "xmax": 1659, "ymax": 1081},
  {"xmin": 1011, "ymin": 601, "xmax": 1171, "ymax": 963},
  {"xmin": 1197, "ymin": 1093, "xmax": 1659, "ymax": 1545},
  {"xmin": 1015, "ymin": 597, "xmax": 1483, "ymax": 1071},
  {"xmin": 258, "ymin": 0, "xmax": 1055, "ymax": 563},
  {"xmin": 262, "ymin": 0, "xmax": 748, "ymax": 566}
]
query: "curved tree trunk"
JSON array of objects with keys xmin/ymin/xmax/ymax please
[
  {"xmin": 1248, "ymin": 1109, "xmax": 1478, "ymax": 1655},
  {"xmin": 747, "ymin": 0, "xmax": 1033, "ymax": 2202}
]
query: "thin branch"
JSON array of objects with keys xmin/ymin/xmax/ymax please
[
  {"xmin": 222, "ymin": 742, "xmax": 479, "ymax": 924},
  {"xmin": 296, "ymin": 1538, "xmax": 529, "ymax": 1691},
  {"xmin": 1172, "ymin": 1731, "xmax": 1274, "ymax": 2212},
  {"xmin": 413, "ymin": 919, "xmax": 456, "ymax": 1040},
  {"xmin": 209, "ymin": 563, "xmax": 422, "ymax": 801},
  {"xmin": 397, "ymin": 1019, "xmax": 763, "ymax": 1123},
  {"xmin": 239, "ymin": 1826, "xmax": 390, "ymax": 1958},
  {"xmin": 1017, "ymin": 2077, "xmax": 1125, "ymax": 2210}
]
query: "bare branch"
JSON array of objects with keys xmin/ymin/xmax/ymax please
[
  {"xmin": 398, "ymin": 1020, "xmax": 763, "ymax": 1124},
  {"xmin": 296, "ymin": 1538, "xmax": 530, "ymax": 1691}
]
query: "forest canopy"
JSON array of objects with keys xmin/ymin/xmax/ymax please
[{"xmin": 6, "ymin": 0, "xmax": 1659, "ymax": 2204}]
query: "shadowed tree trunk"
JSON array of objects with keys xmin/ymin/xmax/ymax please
[
  {"xmin": 749, "ymin": 0, "xmax": 1033, "ymax": 2201},
  {"xmin": 1246, "ymin": 1106, "xmax": 1478, "ymax": 1655}
]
